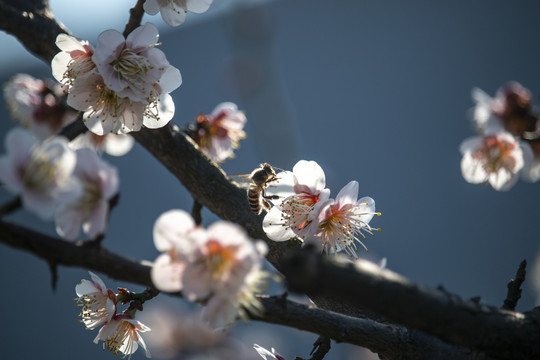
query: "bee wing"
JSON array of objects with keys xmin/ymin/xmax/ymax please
[{"xmin": 228, "ymin": 174, "xmax": 253, "ymax": 190}]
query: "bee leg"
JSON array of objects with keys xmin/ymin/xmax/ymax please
[
  {"xmin": 262, "ymin": 199, "xmax": 272, "ymax": 210},
  {"xmin": 263, "ymin": 195, "xmax": 280, "ymax": 200}
]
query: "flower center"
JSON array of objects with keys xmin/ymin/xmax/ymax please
[
  {"xmin": 477, "ymin": 135, "xmax": 516, "ymax": 173},
  {"xmin": 22, "ymin": 150, "xmax": 59, "ymax": 192},
  {"xmin": 204, "ymin": 240, "xmax": 236, "ymax": 278},
  {"xmin": 111, "ymin": 49, "xmax": 159, "ymax": 99}
]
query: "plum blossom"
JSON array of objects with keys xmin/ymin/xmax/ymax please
[
  {"xmin": 310, "ymin": 181, "xmax": 380, "ymax": 258},
  {"xmin": 3, "ymin": 74, "xmax": 77, "ymax": 140},
  {"xmin": 254, "ymin": 344, "xmax": 286, "ymax": 360},
  {"xmin": 94, "ymin": 317, "xmax": 151, "ymax": 359},
  {"xmin": 92, "ymin": 23, "xmax": 181, "ymax": 103},
  {"xmin": 151, "ymin": 209, "xmax": 267, "ymax": 327},
  {"xmin": 52, "ymin": 24, "xmax": 181, "ymax": 135},
  {"xmin": 143, "ymin": 0, "xmax": 214, "ymax": 27},
  {"xmin": 263, "ymin": 160, "xmax": 330, "ymax": 242},
  {"xmin": 70, "ymin": 132, "xmax": 135, "ymax": 157},
  {"xmin": 75, "ymin": 271, "xmax": 117, "ymax": 330},
  {"xmin": 189, "ymin": 102, "xmax": 247, "ymax": 163},
  {"xmin": 55, "ymin": 148, "xmax": 119, "ymax": 240},
  {"xmin": 470, "ymin": 82, "xmax": 537, "ymax": 137},
  {"xmin": 51, "ymin": 34, "xmax": 95, "ymax": 88},
  {"xmin": 460, "ymin": 130, "xmax": 533, "ymax": 191},
  {"xmin": 0, "ymin": 128, "xmax": 79, "ymax": 220}
]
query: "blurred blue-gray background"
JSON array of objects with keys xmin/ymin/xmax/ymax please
[{"xmin": 1, "ymin": 0, "xmax": 539, "ymax": 359}]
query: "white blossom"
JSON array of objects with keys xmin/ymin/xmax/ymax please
[
  {"xmin": 55, "ymin": 148, "xmax": 119, "ymax": 240},
  {"xmin": 94, "ymin": 317, "xmax": 151, "ymax": 359},
  {"xmin": 192, "ymin": 102, "xmax": 247, "ymax": 163},
  {"xmin": 310, "ymin": 181, "xmax": 380, "ymax": 258},
  {"xmin": 75, "ymin": 271, "xmax": 116, "ymax": 330},
  {"xmin": 263, "ymin": 160, "xmax": 330, "ymax": 242},
  {"xmin": 0, "ymin": 128, "xmax": 79, "ymax": 220},
  {"xmin": 144, "ymin": 0, "xmax": 214, "ymax": 27},
  {"xmin": 460, "ymin": 130, "xmax": 533, "ymax": 191}
]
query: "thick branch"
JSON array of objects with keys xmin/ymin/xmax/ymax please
[
  {"xmin": 0, "ymin": 219, "xmax": 476, "ymax": 360},
  {"xmin": 282, "ymin": 249, "xmax": 540, "ymax": 359},
  {"xmin": 0, "ymin": 0, "xmax": 66, "ymax": 64}
]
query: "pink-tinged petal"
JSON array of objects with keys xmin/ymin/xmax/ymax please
[
  {"xmin": 143, "ymin": 0, "xmax": 161, "ymax": 15},
  {"xmin": 153, "ymin": 209, "xmax": 195, "ymax": 251},
  {"xmin": 356, "ymin": 196, "xmax": 376, "ymax": 224},
  {"xmin": 458, "ymin": 136, "xmax": 483, "ymax": 155},
  {"xmin": 181, "ymin": 263, "xmax": 213, "ymax": 300},
  {"xmin": 151, "ymin": 253, "xmax": 185, "ymax": 292},
  {"xmin": 83, "ymin": 200, "xmax": 108, "ymax": 238},
  {"xmin": 187, "ymin": 0, "xmax": 213, "ymax": 13},
  {"xmin": 51, "ymin": 52, "xmax": 73, "ymax": 82},
  {"xmin": 6, "ymin": 127, "xmax": 35, "ymax": 158},
  {"xmin": 88, "ymin": 271, "xmax": 108, "ymax": 293},
  {"xmin": 335, "ymin": 180, "xmax": 359, "ymax": 207},
  {"xmin": 22, "ymin": 191, "xmax": 57, "ymax": 220},
  {"xmin": 161, "ymin": 6, "xmax": 188, "ymax": 26},
  {"xmin": 55, "ymin": 33, "xmax": 88, "ymax": 52},
  {"xmin": 143, "ymin": 93, "xmax": 175, "ymax": 128},
  {"xmin": 103, "ymin": 134, "xmax": 134, "ymax": 156},
  {"xmin": 0, "ymin": 157, "xmax": 22, "ymax": 194},
  {"xmin": 75, "ymin": 279, "xmax": 100, "ymax": 296},
  {"xmin": 292, "ymin": 160, "xmax": 326, "ymax": 193},
  {"xmin": 159, "ymin": 65, "xmax": 182, "ymax": 93},
  {"xmin": 460, "ymin": 153, "xmax": 487, "ymax": 184},
  {"xmin": 262, "ymin": 206, "xmax": 296, "ymax": 241},
  {"xmin": 94, "ymin": 320, "xmax": 120, "ymax": 344},
  {"xmin": 94, "ymin": 30, "xmax": 125, "ymax": 63},
  {"xmin": 55, "ymin": 203, "xmax": 84, "ymax": 240},
  {"xmin": 127, "ymin": 23, "xmax": 159, "ymax": 50},
  {"xmin": 265, "ymin": 171, "xmax": 295, "ymax": 200}
]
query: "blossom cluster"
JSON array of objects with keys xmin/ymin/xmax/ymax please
[
  {"xmin": 52, "ymin": 23, "xmax": 182, "ymax": 135},
  {"xmin": 459, "ymin": 82, "xmax": 540, "ymax": 191},
  {"xmin": 3, "ymin": 73, "xmax": 135, "ymax": 156},
  {"xmin": 75, "ymin": 271, "xmax": 151, "ymax": 359},
  {"xmin": 261, "ymin": 160, "xmax": 381, "ymax": 259},
  {"xmin": 150, "ymin": 209, "xmax": 268, "ymax": 328},
  {"xmin": 0, "ymin": 127, "xmax": 119, "ymax": 240}
]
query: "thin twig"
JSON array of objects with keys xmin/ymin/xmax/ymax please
[
  {"xmin": 0, "ymin": 197, "xmax": 22, "ymax": 217},
  {"xmin": 309, "ymin": 335, "xmax": 331, "ymax": 360},
  {"xmin": 502, "ymin": 259, "xmax": 527, "ymax": 311},
  {"xmin": 123, "ymin": 0, "xmax": 146, "ymax": 37},
  {"xmin": 191, "ymin": 198, "xmax": 203, "ymax": 225}
]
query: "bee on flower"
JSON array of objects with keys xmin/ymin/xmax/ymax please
[{"xmin": 262, "ymin": 160, "xmax": 380, "ymax": 259}]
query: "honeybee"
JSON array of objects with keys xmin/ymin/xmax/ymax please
[{"xmin": 231, "ymin": 163, "xmax": 281, "ymax": 215}]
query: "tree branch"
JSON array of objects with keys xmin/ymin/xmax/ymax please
[
  {"xmin": 281, "ymin": 249, "xmax": 539, "ymax": 359},
  {"xmin": 0, "ymin": 218, "xmax": 481, "ymax": 360},
  {"xmin": 501, "ymin": 259, "xmax": 526, "ymax": 311}
]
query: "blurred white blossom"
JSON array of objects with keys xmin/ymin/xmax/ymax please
[
  {"xmin": 144, "ymin": 0, "xmax": 214, "ymax": 27},
  {"xmin": 0, "ymin": 128, "xmax": 79, "ymax": 220},
  {"xmin": 460, "ymin": 130, "xmax": 533, "ymax": 191},
  {"xmin": 151, "ymin": 209, "xmax": 268, "ymax": 327},
  {"xmin": 190, "ymin": 102, "xmax": 247, "ymax": 163},
  {"xmin": 55, "ymin": 148, "xmax": 119, "ymax": 240}
]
